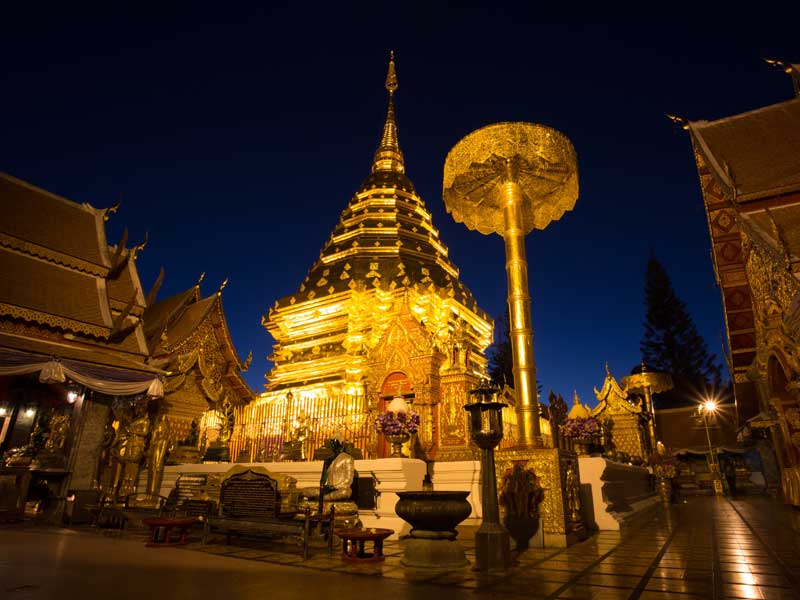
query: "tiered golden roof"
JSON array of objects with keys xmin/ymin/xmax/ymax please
[{"xmin": 262, "ymin": 54, "xmax": 492, "ymax": 395}]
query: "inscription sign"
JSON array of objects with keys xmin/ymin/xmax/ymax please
[
  {"xmin": 220, "ymin": 470, "xmax": 279, "ymax": 519},
  {"xmin": 176, "ymin": 474, "xmax": 207, "ymax": 502}
]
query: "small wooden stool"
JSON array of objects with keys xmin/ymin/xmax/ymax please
[
  {"xmin": 335, "ymin": 527, "xmax": 394, "ymax": 562},
  {"xmin": 142, "ymin": 517, "xmax": 198, "ymax": 547}
]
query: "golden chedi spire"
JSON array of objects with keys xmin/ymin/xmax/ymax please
[
  {"xmin": 262, "ymin": 52, "xmax": 493, "ymax": 395},
  {"xmin": 372, "ymin": 51, "xmax": 405, "ymax": 174}
]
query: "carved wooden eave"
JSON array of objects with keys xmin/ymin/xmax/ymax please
[
  {"xmin": 593, "ymin": 372, "xmax": 641, "ymax": 417},
  {"xmin": 105, "ymin": 246, "xmax": 147, "ymax": 318},
  {"xmin": 689, "ymin": 99, "xmax": 800, "ymax": 383},
  {"xmin": 689, "ymin": 146, "xmax": 758, "ymax": 381},
  {"xmin": 151, "ymin": 291, "xmax": 253, "ymax": 405}
]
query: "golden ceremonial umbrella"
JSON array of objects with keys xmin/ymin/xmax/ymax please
[
  {"xmin": 621, "ymin": 367, "xmax": 674, "ymax": 453},
  {"xmin": 443, "ymin": 122, "xmax": 578, "ymax": 447}
]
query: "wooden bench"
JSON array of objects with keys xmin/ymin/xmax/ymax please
[{"xmin": 203, "ymin": 469, "xmax": 318, "ymax": 559}]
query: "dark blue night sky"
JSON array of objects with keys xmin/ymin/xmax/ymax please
[{"xmin": 2, "ymin": 6, "xmax": 797, "ymax": 403}]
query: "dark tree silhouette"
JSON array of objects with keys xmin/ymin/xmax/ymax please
[
  {"xmin": 641, "ymin": 254, "xmax": 723, "ymax": 396},
  {"xmin": 488, "ymin": 307, "xmax": 542, "ymax": 396}
]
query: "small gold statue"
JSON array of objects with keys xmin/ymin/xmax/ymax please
[
  {"xmin": 109, "ymin": 399, "xmax": 151, "ymax": 500},
  {"xmin": 145, "ymin": 412, "xmax": 172, "ymax": 497}
]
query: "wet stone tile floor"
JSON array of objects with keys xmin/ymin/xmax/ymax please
[{"xmin": 165, "ymin": 496, "xmax": 800, "ymax": 599}]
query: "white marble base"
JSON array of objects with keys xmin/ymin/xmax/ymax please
[
  {"xmin": 578, "ymin": 456, "xmax": 658, "ymax": 531},
  {"xmin": 430, "ymin": 460, "xmax": 482, "ymax": 525}
]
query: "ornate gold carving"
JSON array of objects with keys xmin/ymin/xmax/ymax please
[
  {"xmin": 0, "ymin": 302, "xmax": 110, "ymax": 339},
  {"xmin": 0, "ymin": 232, "xmax": 108, "ymax": 276},
  {"xmin": 443, "ymin": 123, "xmax": 578, "ymax": 236},
  {"xmin": 496, "ymin": 448, "xmax": 576, "ymax": 536}
]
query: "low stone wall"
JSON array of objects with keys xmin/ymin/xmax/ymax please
[{"xmin": 579, "ymin": 457, "xmax": 659, "ymax": 530}]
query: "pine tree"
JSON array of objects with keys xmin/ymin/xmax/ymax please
[
  {"xmin": 488, "ymin": 308, "xmax": 514, "ymax": 388},
  {"xmin": 641, "ymin": 255, "xmax": 722, "ymax": 393}
]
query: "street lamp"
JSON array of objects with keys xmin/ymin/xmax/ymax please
[{"xmin": 698, "ymin": 397, "xmax": 723, "ymax": 495}]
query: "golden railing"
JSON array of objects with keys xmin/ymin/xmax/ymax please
[
  {"xmin": 230, "ymin": 394, "xmax": 376, "ymax": 462},
  {"xmin": 229, "ymin": 394, "xmax": 552, "ymax": 461}
]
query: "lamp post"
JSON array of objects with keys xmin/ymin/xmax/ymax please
[
  {"xmin": 464, "ymin": 379, "xmax": 510, "ymax": 571},
  {"xmin": 699, "ymin": 398, "xmax": 723, "ymax": 495}
]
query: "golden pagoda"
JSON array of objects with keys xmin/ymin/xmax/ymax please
[{"xmin": 241, "ymin": 54, "xmax": 494, "ymax": 461}]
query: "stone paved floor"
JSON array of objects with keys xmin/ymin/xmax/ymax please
[{"xmin": 2, "ymin": 495, "xmax": 799, "ymax": 599}]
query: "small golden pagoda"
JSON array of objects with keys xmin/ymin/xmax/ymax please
[
  {"xmin": 592, "ymin": 366, "xmax": 648, "ymax": 461},
  {"xmin": 242, "ymin": 54, "xmax": 494, "ymax": 461}
]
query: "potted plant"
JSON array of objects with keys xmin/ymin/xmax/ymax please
[{"xmin": 561, "ymin": 416, "xmax": 601, "ymax": 455}]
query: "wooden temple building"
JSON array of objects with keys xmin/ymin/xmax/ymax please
[
  {"xmin": 0, "ymin": 173, "xmax": 252, "ymax": 518},
  {"xmin": 144, "ymin": 278, "xmax": 254, "ymax": 454},
  {"xmin": 241, "ymin": 56, "xmax": 537, "ymax": 462},
  {"xmin": 686, "ymin": 62, "xmax": 800, "ymax": 505}
]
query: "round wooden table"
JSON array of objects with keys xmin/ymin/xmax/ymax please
[
  {"xmin": 335, "ymin": 527, "xmax": 394, "ymax": 562},
  {"xmin": 141, "ymin": 517, "xmax": 198, "ymax": 547}
]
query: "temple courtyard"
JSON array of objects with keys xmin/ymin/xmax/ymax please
[{"xmin": 2, "ymin": 496, "xmax": 798, "ymax": 600}]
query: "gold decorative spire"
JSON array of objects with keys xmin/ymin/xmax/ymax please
[{"xmin": 372, "ymin": 51, "xmax": 405, "ymax": 174}]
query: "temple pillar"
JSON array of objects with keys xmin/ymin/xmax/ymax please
[{"xmin": 435, "ymin": 371, "xmax": 480, "ymax": 461}]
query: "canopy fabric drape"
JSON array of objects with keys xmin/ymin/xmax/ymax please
[{"xmin": 0, "ymin": 348, "xmax": 162, "ymax": 397}]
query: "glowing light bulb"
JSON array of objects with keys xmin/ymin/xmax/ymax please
[
  {"xmin": 703, "ymin": 399, "xmax": 718, "ymax": 413},
  {"xmin": 67, "ymin": 391, "xmax": 78, "ymax": 404},
  {"xmin": 25, "ymin": 408, "xmax": 35, "ymax": 418}
]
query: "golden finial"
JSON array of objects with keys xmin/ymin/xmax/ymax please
[
  {"xmin": 764, "ymin": 58, "xmax": 793, "ymax": 74},
  {"xmin": 132, "ymin": 231, "xmax": 148, "ymax": 260},
  {"xmin": 372, "ymin": 51, "xmax": 404, "ymax": 174},
  {"xmin": 765, "ymin": 58, "xmax": 800, "ymax": 97},
  {"xmin": 572, "ymin": 390, "xmax": 580, "ymax": 405},
  {"xmin": 217, "ymin": 278, "xmax": 229, "ymax": 295},
  {"xmin": 103, "ymin": 197, "xmax": 122, "ymax": 222},
  {"xmin": 385, "ymin": 50, "xmax": 398, "ymax": 94},
  {"xmin": 666, "ymin": 114, "xmax": 690, "ymax": 130},
  {"xmin": 605, "ymin": 362, "xmax": 611, "ymax": 376},
  {"xmin": 196, "ymin": 272, "xmax": 205, "ymax": 287}
]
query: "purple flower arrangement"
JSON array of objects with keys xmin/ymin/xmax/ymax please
[
  {"xmin": 561, "ymin": 416, "xmax": 601, "ymax": 440},
  {"xmin": 373, "ymin": 410, "xmax": 420, "ymax": 436}
]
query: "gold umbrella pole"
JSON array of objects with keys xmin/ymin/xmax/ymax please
[
  {"xmin": 643, "ymin": 385, "xmax": 657, "ymax": 452},
  {"xmin": 443, "ymin": 122, "xmax": 579, "ymax": 451},
  {"xmin": 502, "ymin": 178, "xmax": 542, "ymax": 448}
]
